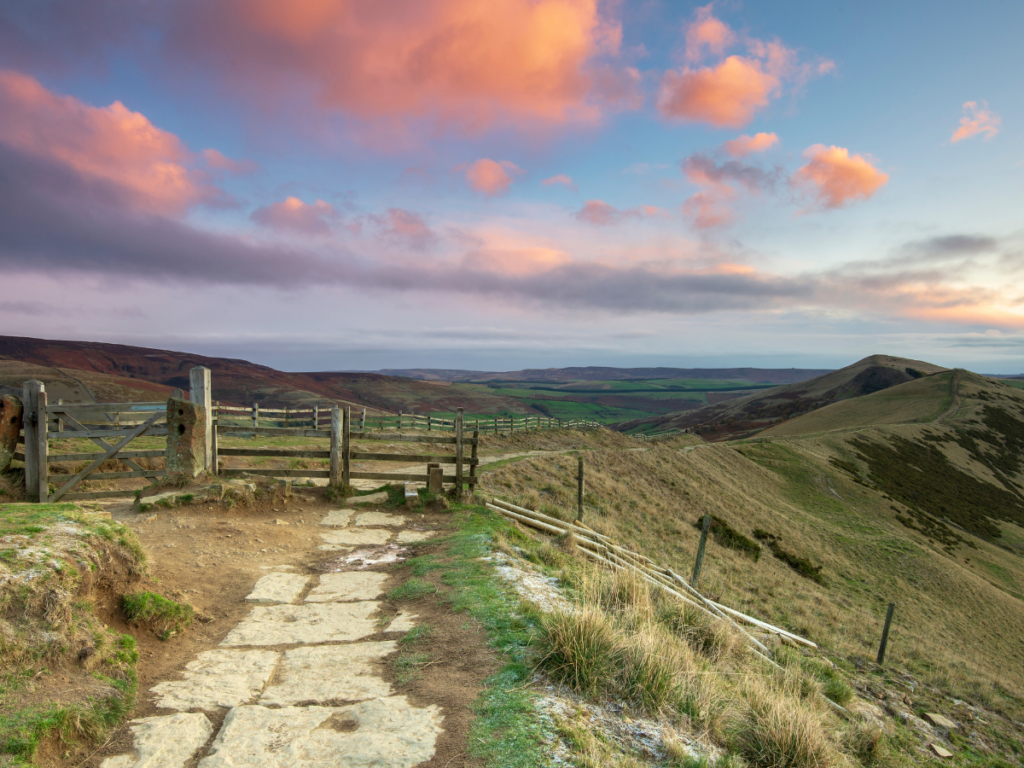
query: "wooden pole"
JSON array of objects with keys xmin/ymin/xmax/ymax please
[
  {"xmin": 576, "ymin": 457, "xmax": 584, "ymax": 522},
  {"xmin": 330, "ymin": 407, "xmax": 341, "ymax": 486},
  {"xmin": 211, "ymin": 400, "xmax": 219, "ymax": 476},
  {"xmin": 56, "ymin": 398, "xmax": 63, "ymax": 432},
  {"xmin": 342, "ymin": 406, "xmax": 351, "ymax": 487},
  {"xmin": 253, "ymin": 402, "xmax": 259, "ymax": 432},
  {"xmin": 361, "ymin": 408, "xmax": 366, "ymax": 433},
  {"xmin": 454, "ymin": 407, "xmax": 464, "ymax": 497},
  {"xmin": 314, "ymin": 405, "xmax": 319, "ymax": 431},
  {"xmin": 876, "ymin": 602, "xmax": 896, "ymax": 665},
  {"xmin": 379, "ymin": 410, "xmax": 383, "ymax": 431},
  {"xmin": 189, "ymin": 366, "xmax": 212, "ymax": 472},
  {"xmin": 22, "ymin": 380, "xmax": 42, "ymax": 499},
  {"xmin": 36, "ymin": 388, "xmax": 48, "ymax": 502},
  {"xmin": 283, "ymin": 406, "xmax": 289, "ymax": 429},
  {"xmin": 692, "ymin": 514, "xmax": 711, "ymax": 588},
  {"xmin": 398, "ymin": 410, "xmax": 403, "ymax": 431},
  {"xmin": 427, "ymin": 413, "xmax": 432, "ymax": 432},
  {"xmin": 469, "ymin": 429, "xmax": 478, "ymax": 494}
]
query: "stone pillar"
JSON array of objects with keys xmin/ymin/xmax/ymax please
[
  {"xmin": 0, "ymin": 394, "xmax": 23, "ymax": 473},
  {"xmin": 166, "ymin": 398, "xmax": 207, "ymax": 479}
]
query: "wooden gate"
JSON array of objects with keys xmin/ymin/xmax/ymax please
[{"xmin": 19, "ymin": 381, "xmax": 168, "ymax": 502}]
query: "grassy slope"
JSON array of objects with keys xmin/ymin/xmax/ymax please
[{"xmin": 477, "ymin": 375, "xmax": 1024, "ymax": 731}]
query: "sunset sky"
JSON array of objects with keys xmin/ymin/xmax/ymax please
[{"xmin": 1, "ymin": 1, "xmax": 1022, "ymax": 372}]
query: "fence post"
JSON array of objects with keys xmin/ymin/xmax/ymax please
[
  {"xmin": 379, "ymin": 410, "xmax": 383, "ymax": 431},
  {"xmin": 454, "ymin": 407, "xmax": 464, "ymax": 497},
  {"xmin": 283, "ymin": 407, "xmax": 289, "ymax": 429},
  {"xmin": 342, "ymin": 406, "xmax": 351, "ymax": 487},
  {"xmin": 692, "ymin": 514, "xmax": 711, "ymax": 588},
  {"xmin": 361, "ymin": 408, "xmax": 366, "ymax": 432},
  {"xmin": 330, "ymin": 407, "xmax": 341, "ymax": 486},
  {"xmin": 211, "ymin": 400, "xmax": 219, "ymax": 476},
  {"xmin": 398, "ymin": 410, "xmax": 402, "ymax": 431},
  {"xmin": 22, "ymin": 381, "xmax": 42, "ymax": 500},
  {"xmin": 469, "ymin": 429, "xmax": 478, "ymax": 495},
  {"xmin": 253, "ymin": 402, "xmax": 259, "ymax": 432},
  {"xmin": 876, "ymin": 603, "xmax": 896, "ymax": 665},
  {"xmin": 576, "ymin": 457, "xmax": 584, "ymax": 522},
  {"xmin": 189, "ymin": 367, "xmax": 212, "ymax": 473},
  {"xmin": 314, "ymin": 405, "xmax": 319, "ymax": 431},
  {"xmin": 36, "ymin": 387, "xmax": 48, "ymax": 502},
  {"xmin": 56, "ymin": 398, "xmax": 63, "ymax": 432},
  {"xmin": 427, "ymin": 413, "xmax": 432, "ymax": 432}
]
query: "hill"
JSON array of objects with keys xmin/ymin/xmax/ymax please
[
  {"xmin": 0, "ymin": 335, "xmax": 537, "ymax": 414},
  {"xmin": 618, "ymin": 354, "xmax": 948, "ymax": 439},
  {"xmin": 379, "ymin": 365, "xmax": 831, "ymax": 384}
]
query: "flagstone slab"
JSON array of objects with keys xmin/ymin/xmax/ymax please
[
  {"xmin": 319, "ymin": 528, "xmax": 392, "ymax": 547},
  {"xmin": 319, "ymin": 510, "xmax": 353, "ymax": 527},
  {"xmin": 244, "ymin": 572, "xmax": 309, "ymax": 604},
  {"xmin": 220, "ymin": 602, "xmax": 380, "ymax": 647},
  {"xmin": 259, "ymin": 642, "xmax": 397, "ymax": 706},
  {"xmin": 197, "ymin": 698, "xmax": 443, "ymax": 768},
  {"xmin": 101, "ymin": 712, "xmax": 213, "ymax": 768},
  {"xmin": 304, "ymin": 572, "xmax": 389, "ymax": 603},
  {"xmin": 396, "ymin": 530, "xmax": 434, "ymax": 543},
  {"xmin": 354, "ymin": 511, "xmax": 407, "ymax": 527},
  {"xmin": 151, "ymin": 650, "xmax": 280, "ymax": 711},
  {"xmin": 386, "ymin": 611, "xmax": 419, "ymax": 633}
]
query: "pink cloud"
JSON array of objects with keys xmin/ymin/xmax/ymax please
[
  {"xmin": 250, "ymin": 197, "xmax": 337, "ymax": 235},
  {"xmin": 542, "ymin": 173, "xmax": 576, "ymax": 190},
  {"xmin": 951, "ymin": 101, "xmax": 1001, "ymax": 143},
  {"xmin": 164, "ymin": 0, "xmax": 635, "ymax": 132},
  {"xmin": 658, "ymin": 8, "xmax": 832, "ymax": 128},
  {"xmin": 371, "ymin": 208, "xmax": 436, "ymax": 249},
  {"xmin": 465, "ymin": 159, "xmax": 523, "ymax": 196},
  {"xmin": 683, "ymin": 4, "xmax": 735, "ymax": 63},
  {"xmin": 202, "ymin": 148, "xmax": 257, "ymax": 174},
  {"xmin": 792, "ymin": 145, "xmax": 888, "ymax": 209},
  {"xmin": 575, "ymin": 200, "xmax": 666, "ymax": 226},
  {"xmin": 0, "ymin": 69, "xmax": 224, "ymax": 215},
  {"xmin": 722, "ymin": 132, "xmax": 779, "ymax": 157}
]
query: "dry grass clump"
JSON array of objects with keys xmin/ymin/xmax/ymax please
[{"xmin": 736, "ymin": 674, "xmax": 840, "ymax": 768}]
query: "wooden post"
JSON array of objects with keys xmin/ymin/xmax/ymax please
[
  {"xmin": 330, "ymin": 407, "xmax": 341, "ymax": 486},
  {"xmin": 253, "ymin": 402, "xmax": 259, "ymax": 431},
  {"xmin": 22, "ymin": 380, "xmax": 42, "ymax": 499},
  {"xmin": 211, "ymin": 400, "xmax": 219, "ymax": 476},
  {"xmin": 469, "ymin": 429, "xmax": 478, "ymax": 494},
  {"xmin": 876, "ymin": 603, "xmax": 896, "ymax": 665},
  {"xmin": 189, "ymin": 367, "xmax": 213, "ymax": 472},
  {"xmin": 36, "ymin": 388, "xmax": 48, "ymax": 502},
  {"xmin": 692, "ymin": 514, "xmax": 711, "ymax": 589},
  {"xmin": 576, "ymin": 457, "xmax": 584, "ymax": 522},
  {"xmin": 361, "ymin": 408, "xmax": 366, "ymax": 433},
  {"xmin": 379, "ymin": 410, "xmax": 383, "ymax": 431},
  {"xmin": 284, "ymin": 406, "xmax": 289, "ymax": 429},
  {"xmin": 398, "ymin": 410, "xmax": 403, "ymax": 431},
  {"xmin": 454, "ymin": 407, "xmax": 464, "ymax": 497},
  {"xmin": 314, "ymin": 405, "xmax": 319, "ymax": 430},
  {"xmin": 427, "ymin": 413, "xmax": 432, "ymax": 432},
  {"xmin": 342, "ymin": 406, "xmax": 351, "ymax": 487},
  {"xmin": 56, "ymin": 398, "xmax": 63, "ymax": 432}
]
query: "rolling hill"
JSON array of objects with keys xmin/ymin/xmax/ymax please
[
  {"xmin": 618, "ymin": 354, "xmax": 948, "ymax": 439},
  {"xmin": 378, "ymin": 365, "xmax": 831, "ymax": 384}
]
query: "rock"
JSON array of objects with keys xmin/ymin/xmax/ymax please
[
  {"xmin": 244, "ymin": 573, "xmax": 309, "ymax": 604},
  {"xmin": 273, "ymin": 519, "xmax": 288, "ymax": 525},
  {"xmin": 197, "ymin": 698, "xmax": 443, "ymax": 768},
  {"xmin": 924, "ymin": 712, "xmax": 957, "ymax": 730},
  {"xmin": 101, "ymin": 712, "xmax": 213, "ymax": 768},
  {"xmin": 354, "ymin": 511, "xmax": 406, "ymax": 526},
  {"xmin": 220, "ymin": 602, "xmax": 380, "ymax": 647},
  {"xmin": 320, "ymin": 510, "xmax": 353, "ymax": 527},
  {"xmin": 259, "ymin": 642, "xmax": 397, "ymax": 706},
  {"xmin": 151, "ymin": 650, "xmax": 280, "ymax": 711},
  {"xmin": 166, "ymin": 399, "xmax": 207, "ymax": 479},
  {"xmin": 319, "ymin": 529, "xmax": 391, "ymax": 547},
  {"xmin": 304, "ymin": 572, "xmax": 389, "ymax": 603},
  {"xmin": 344, "ymin": 491, "xmax": 390, "ymax": 507},
  {"xmin": 397, "ymin": 530, "xmax": 434, "ymax": 543},
  {"xmin": 929, "ymin": 743, "xmax": 953, "ymax": 758}
]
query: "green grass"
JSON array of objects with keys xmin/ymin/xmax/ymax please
[
  {"xmin": 121, "ymin": 592, "xmax": 194, "ymax": 640},
  {"xmin": 387, "ymin": 578, "xmax": 436, "ymax": 600}
]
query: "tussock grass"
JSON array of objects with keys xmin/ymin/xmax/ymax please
[{"xmin": 121, "ymin": 592, "xmax": 193, "ymax": 640}]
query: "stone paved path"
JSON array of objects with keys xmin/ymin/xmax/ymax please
[{"xmin": 102, "ymin": 510, "xmax": 442, "ymax": 768}]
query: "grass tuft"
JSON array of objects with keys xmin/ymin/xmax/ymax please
[{"xmin": 121, "ymin": 592, "xmax": 193, "ymax": 640}]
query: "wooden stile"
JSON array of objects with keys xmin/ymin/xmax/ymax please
[{"xmin": 342, "ymin": 406, "xmax": 351, "ymax": 486}]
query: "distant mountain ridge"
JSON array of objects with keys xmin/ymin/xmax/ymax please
[{"xmin": 377, "ymin": 366, "xmax": 832, "ymax": 384}]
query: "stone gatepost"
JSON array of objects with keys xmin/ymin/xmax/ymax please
[
  {"xmin": 166, "ymin": 398, "xmax": 207, "ymax": 479},
  {"xmin": 0, "ymin": 394, "xmax": 23, "ymax": 473}
]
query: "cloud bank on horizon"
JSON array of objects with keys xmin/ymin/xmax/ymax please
[{"xmin": 0, "ymin": 0, "xmax": 1020, "ymax": 371}]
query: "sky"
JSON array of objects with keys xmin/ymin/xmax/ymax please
[{"xmin": 0, "ymin": 0, "xmax": 1022, "ymax": 373}]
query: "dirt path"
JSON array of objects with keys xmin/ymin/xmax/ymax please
[
  {"xmin": 937, "ymin": 369, "xmax": 963, "ymax": 423},
  {"xmin": 85, "ymin": 497, "xmax": 487, "ymax": 768}
]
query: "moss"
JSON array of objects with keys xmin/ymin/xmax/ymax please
[{"xmin": 694, "ymin": 515, "xmax": 761, "ymax": 561}]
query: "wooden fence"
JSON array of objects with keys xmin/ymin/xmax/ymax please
[{"xmin": 216, "ymin": 407, "xmax": 479, "ymax": 489}]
